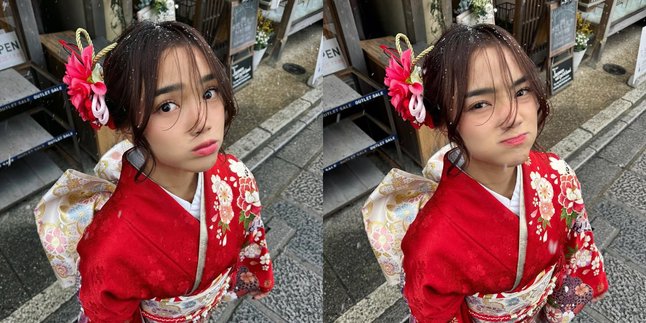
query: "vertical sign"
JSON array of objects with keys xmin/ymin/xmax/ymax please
[
  {"xmin": 547, "ymin": 1, "xmax": 576, "ymax": 95},
  {"xmin": 549, "ymin": 0, "xmax": 576, "ymax": 56},
  {"xmin": 628, "ymin": 26, "xmax": 646, "ymax": 87},
  {"xmin": 231, "ymin": 54, "xmax": 253, "ymax": 90},
  {"xmin": 311, "ymin": 35, "xmax": 347, "ymax": 84},
  {"xmin": 551, "ymin": 56, "xmax": 573, "ymax": 94}
]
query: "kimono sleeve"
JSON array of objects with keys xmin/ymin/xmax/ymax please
[
  {"xmin": 544, "ymin": 158, "xmax": 609, "ymax": 320},
  {"xmin": 77, "ymin": 221, "xmax": 147, "ymax": 322},
  {"xmin": 226, "ymin": 156, "xmax": 274, "ymax": 297},
  {"xmin": 79, "ymin": 244, "xmax": 143, "ymax": 322},
  {"xmin": 402, "ymin": 236, "xmax": 471, "ymax": 323}
]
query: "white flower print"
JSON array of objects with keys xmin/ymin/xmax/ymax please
[
  {"xmin": 260, "ymin": 253, "xmax": 271, "ymax": 266},
  {"xmin": 549, "ymin": 157, "xmax": 569, "ymax": 175},
  {"xmin": 562, "ymin": 311, "xmax": 575, "ymax": 323},
  {"xmin": 591, "ymin": 255, "xmax": 600, "ymax": 270},
  {"xmin": 582, "ymin": 235, "xmax": 591, "ymax": 248},
  {"xmin": 575, "ymin": 249, "xmax": 592, "ymax": 268},
  {"xmin": 244, "ymin": 190, "xmax": 261, "ymax": 209},
  {"xmin": 565, "ymin": 186, "xmax": 583, "ymax": 205},
  {"xmin": 211, "ymin": 174, "xmax": 222, "ymax": 194},
  {"xmin": 243, "ymin": 243, "xmax": 262, "ymax": 259},
  {"xmin": 536, "ymin": 177, "xmax": 554, "ymax": 201},
  {"xmin": 217, "ymin": 181, "xmax": 233, "ymax": 206},
  {"xmin": 530, "ymin": 171, "xmax": 542, "ymax": 190},
  {"xmin": 229, "ymin": 159, "xmax": 248, "ymax": 178}
]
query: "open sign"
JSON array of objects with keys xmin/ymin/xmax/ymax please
[{"xmin": 0, "ymin": 31, "xmax": 27, "ymax": 70}]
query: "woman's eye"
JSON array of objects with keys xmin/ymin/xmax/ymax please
[
  {"xmin": 158, "ymin": 102, "xmax": 179, "ymax": 113},
  {"xmin": 203, "ymin": 88, "xmax": 218, "ymax": 100},
  {"xmin": 516, "ymin": 88, "xmax": 531, "ymax": 97},
  {"xmin": 469, "ymin": 102, "xmax": 489, "ymax": 111}
]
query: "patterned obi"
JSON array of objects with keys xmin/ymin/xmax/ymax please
[
  {"xmin": 140, "ymin": 268, "xmax": 232, "ymax": 323},
  {"xmin": 466, "ymin": 264, "xmax": 558, "ymax": 322}
]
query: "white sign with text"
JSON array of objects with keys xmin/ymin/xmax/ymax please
[
  {"xmin": 629, "ymin": 26, "xmax": 646, "ymax": 87},
  {"xmin": 0, "ymin": 31, "xmax": 27, "ymax": 70},
  {"xmin": 311, "ymin": 36, "xmax": 347, "ymax": 84}
]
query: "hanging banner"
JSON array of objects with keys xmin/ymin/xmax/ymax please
[
  {"xmin": 311, "ymin": 35, "xmax": 347, "ymax": 84},
  {"xmin": 0, "ymin": 31, "xmax": 27, "ymax": 70}
]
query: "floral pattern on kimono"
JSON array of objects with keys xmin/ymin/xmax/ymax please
[
  {"xmin": 35, "ymin": 141, "xmax": 273, "ymax": 322},
  {"xmin": 364, "ymin": 148, "xmax": 607, "ymax": 323}
]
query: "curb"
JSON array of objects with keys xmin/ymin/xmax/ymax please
[
  {"xmin": 225, "ymin": 87, "xmax": 322, "ymax": 171},
  {"xmin": 334, "ymin": 283, "xmax": 401, "ymax": 323},
  {"xmin": 551, "ymin": 80, "xmax": 646, "ymax": 170}
]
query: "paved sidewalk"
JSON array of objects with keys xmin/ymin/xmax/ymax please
[{"xmin": 212, "ymin": 117, "xmax": 323, "ymax": 322}]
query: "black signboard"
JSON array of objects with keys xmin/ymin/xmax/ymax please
[
  {"xmin": 549, "ymin": 0, "xmax": 576, "ymax": 56},
  {"xmin": 551, "ymin": 56, "xmax": 573, "ymax": 94},
  {"xmin": 230, "ymin": 0, "xmax": 259, "ymax": 53},
  {"xmin": 231, "ymin": 54, "xmax": 253, "ymax": 90}
]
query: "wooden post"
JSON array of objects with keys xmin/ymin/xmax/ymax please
[
  {"xmin": 329, "ymin": 0, "xmax": 367, "ymax": 75},
  {"xmin": 402, "ymin": 0, "xmax": 427, "ymax": 44},
  {"xmin": 589, "ymin": 0, "xmax": 616, "ymax": 67},
  {"xmin": 268, "ymin": 0, "xmax": 297, "ymax": 64},
  {"xmin": 12, "ymin": 0, "xmax": 45, "ymax": 68},
  {"xmin": 83, "ymin": 0, "xmax": 107, "ymax": 39}
]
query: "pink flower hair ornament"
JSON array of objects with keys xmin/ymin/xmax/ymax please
[
  {"xmin": 60, "ymin": 28, "xmax": 117, "ymax": 130},
  {"xmin": 381, "ymin": 33, "xmax": 434, "ymax": 129}
]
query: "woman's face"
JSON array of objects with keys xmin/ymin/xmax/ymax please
[
  {"xmin": 143, "ymin": 46, "xmax": 226, "ymax": 177},
  {"xmin": 457, "ymin": 46, "xmax": 539, "ymax": 171}
]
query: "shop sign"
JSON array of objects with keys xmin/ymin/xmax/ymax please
[
  {"xmin": 629, "ymin": 26, "xmax": 646, "ymax": 87},
  {"xmin": 0, "ymin": 31, "xmax": 26, "ymax": 70},
  {"xmin": 551, "ymin": 56, "xmax": 573, "ymax": 94},
  {"xmin": 312, "ymin": 35, "xmax": 347, "ymax": 84},
  {"xmin": 231, "ymin": 54, "xmax": 253, "ymax": 90}
]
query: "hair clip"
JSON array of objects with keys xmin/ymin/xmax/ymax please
[
  {"xmin": 381, "ymin": 33, "xmax": 434, "ymax": 129},
  {"xmin": 60, "ymin": 28, "xmax": 117, "ymax": 129}
]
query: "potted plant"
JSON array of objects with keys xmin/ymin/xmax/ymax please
[
  {"xmin": 574, "ymin": 12, "xmax": 592, "ymax": 72},
  {"xmin": 253, "ymin": 10, "xmax": 273, "ymax": 71},
  {"xmin": 456, "ymin": 0, "xmax": 496, "ymax": 26}
]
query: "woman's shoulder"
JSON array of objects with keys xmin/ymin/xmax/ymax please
[
  {"xmin": 78, "ymin": 200, "xmax": 139, "ymax": 258},
  {"xmin": 402, "ymin": 197, "xmax": 452, "ymax": 254}
]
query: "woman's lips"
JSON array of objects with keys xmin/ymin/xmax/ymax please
[
  {"xmin": 192, "ymin": 140, "xmax": 218, "ymax": 156},
  {"xmin": 501, "ymin": 133, "xmax": 528, "ymax": 146}
]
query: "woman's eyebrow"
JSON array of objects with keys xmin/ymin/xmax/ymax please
[
  {"xmin": 465, "ymin": 76, "xmax": 528, "ymax": 98},
  {"xmin": 155, "ymin": 74, "xmax": 217, "ymax": 96}
]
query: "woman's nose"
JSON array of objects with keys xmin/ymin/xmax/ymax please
[
  {"xmin": 187, "ymin": 101, "xmax": 210, "ymax": 135},
  {"xmin": 498, "ymin": 97, "xmax": 522, "ymax": 129}
]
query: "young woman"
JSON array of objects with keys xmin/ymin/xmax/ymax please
[
  {"xmin": 35, "ymin": 21, "xmax": 273, "ymax": 322},
  {"xmin": 364, "ymin": 24, "xmax": 608, "ymax": 322}
]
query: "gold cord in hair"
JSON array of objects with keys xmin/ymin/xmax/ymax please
[
  {"xmin": 74, "ymin": 28, "xmax": 117, "ymax": 65},
  {"xmin": 394, "ymin": 33, "xmax": 434, "ymax": 66}
]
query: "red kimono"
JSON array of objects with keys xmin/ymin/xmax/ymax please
[
  {"xmin": 77, "ymin": 152, "xmax": 274, "ymax": 322},
  {"xmin": 401, "ymin": 151, "xmax": 608, "ymax": 323}
]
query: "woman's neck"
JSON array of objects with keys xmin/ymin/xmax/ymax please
[
  {"xmin": 463, "ymin": 160, "xmax": 517, "ymax": 199},
  {"xmin": 147, "ymin": 166, "xmax": 198, "ymax": 202}
]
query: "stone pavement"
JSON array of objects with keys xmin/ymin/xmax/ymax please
[
  {"xmin": 323, "ymin": 90, "xmax": 646, "ymax": 322},
  {"xmin": 0, "ymin": 65, "xmax": 323, "ymax": 323},
  {"xmin": 212, "ymin": 115, "xmax": 323, "ymax": 322}
]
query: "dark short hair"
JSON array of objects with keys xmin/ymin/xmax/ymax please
[
  {"xmin": 421, "ymin": 24, "xmax": 550, "ymax": 168},
  {"xmin": 102, "ymin": 20, "xmax": 237, "ymax": 177}
]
